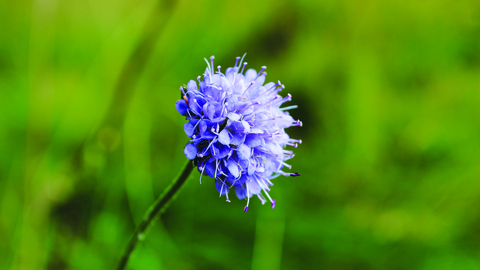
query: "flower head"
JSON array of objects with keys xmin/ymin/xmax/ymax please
[{"xmin": 175, "ymin": 55, "xmax": 302, "ymax": 211}]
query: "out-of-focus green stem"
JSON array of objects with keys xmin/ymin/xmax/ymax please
[{"xmin": 116, "ymin": 160, "xmax": 194, "ymax": 270}]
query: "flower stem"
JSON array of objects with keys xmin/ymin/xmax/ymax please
[{"xmin": 116, "ymin": 160, "xmax": 195, "ymax": 270}]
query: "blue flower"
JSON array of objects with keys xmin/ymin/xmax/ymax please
[{"xmin": 175, "ymin": 55, "xmax": 302, "ymax": 211}]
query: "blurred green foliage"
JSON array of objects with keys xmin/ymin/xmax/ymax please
[{"xmin": 1, "ymin": 0, "xmax": 480, "ymax": 269}]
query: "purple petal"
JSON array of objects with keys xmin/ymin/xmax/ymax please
[
  {"xmin": 218, "ymin": 129, "xmax": 231, "ymax": 145},
  {"xmin": 184, "ymin": 143, "xmax": 197, "ymax": 160},
  {"xmin": 227, "ymin": 112, "xmax": 241, "ymax": 121},
  {"xmin": 255, "ymin": 74, "xmax": 265, "ymax": 86},
  {"xmin": 247, "ymin": 179, "xmax": 261, "ymax": 195},
  {"xmin": 242, "ymin": 106, "xmax": 254, "ymax": 116},
  {"xmin": 238, "ymin": 159, "xmax": 249, "ymax": 171},
  {"xmin": 266, "ymin": 143, "xmax": 282, "ymax": 155},
  {"xmin": 217, "ymin": 144, "xmax": 230, "ymax": 159},
  {"xmin": 230, "ymin": 132, "xmax": 246, "ymax": 146},
  {"xmin": 247, "ymin": 86, "xmax": 261, "ymax": 100},
  {"xmin": 215, "ymin": 179, "xmax": 229, "ymax": 195},
  {"xmin": 227, "ymin": 159, "xmax": 240, "ymax": 178},
  {"xmin": 237, "ymin": 144, "xmax": 251, "ymax": 160},
  {"xmin": 187, "ymin": 80, "xmax": 198, "ymax": 92},
  {"xmin": 247, "ymin": 161, "xmax": 256, "ymax": 175},
  {"xmin": 241, "ymin": 120, "xmax": 251, "ymax": 133},
  {"xmin": 198, "ymin": 120, "xmax": 216, "ymax": 139},
  {"xmin": 250, "ymin": 127, "xmax": 263, "ymax": 134},
  {"xmin": 245, "ymin": 134, "xmax": 262, "ymax": 148},
  {"xmin": 225, "ymin": 67, "xmax": 238, "ymax": 82},
  {"xmin": 204, "ymin": 86, "xmax": 219, "ymax": 101},
  {"xmin": 184, "ymin": 122, "xmax": 195, "ymax": 137},
  {"xmin": 206, "ymin": 104, "xmax": 216, "ymax": 120},
  {"xmin": 205, "ymin": 161, "xmax": 216, "ymax": 178},
  {"xmin": 214, "ymin": 103, "xmax": 224, "ymax": 117},
  {"xmin": 211, "ymin": 143, "xmax": 229, "ymax": 159},
  {"xmin": 188, "ymin": 96, "xmax": 202, "ymax": 115},
  {"xmin": 235, "ymin": 174, "xmax": 248, "ymax": 185},
  {"xmin": 175, "ymin": 99, "xmax": 188, "ymax": 115},
  {"xmin": 199, "ymin": 120, "xmax": 208, "ymax": 134},
  {"xmin": 199, "ymin": 80, "xmax": 206, "ymax": 91},
  {"xmin": 234, "ymin": 185, "xmax": 246, "ymax": 199},
  {"xmin": 244, "ymin": 68, "xmax": 257, "ymax": 83},
  {"xmin": 212, "ymin": 74, "xmax": 222, "ymax": 86},
  {"xmin": 263, "ymin": 82, "xmax": 275, "ymax": 90},
  {"xmin": 201, "ymin": 130, "xmax": 216, "ymax": 139}
]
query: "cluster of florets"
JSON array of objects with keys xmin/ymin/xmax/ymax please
[{"xmin": 175, "ymin": 55, "xmax": 301, "ymax": 211}]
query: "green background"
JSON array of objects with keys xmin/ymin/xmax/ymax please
[{"xmin": 1, "ymin": 0, "xmax": 480, "ymax": 269}]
